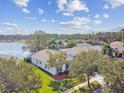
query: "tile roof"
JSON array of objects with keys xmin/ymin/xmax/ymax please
[
  {"xmin": 31, "ymin": 49, "xmax": 57, "ymax": 64},
  {"xmin": 31, "ymin": 43, "xmax": 102, "ymax": 63},
  {"xmin": 110, "ymin": 41, "xmax": 124, "ymax": 52}
]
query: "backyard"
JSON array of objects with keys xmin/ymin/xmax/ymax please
[
  {"xmin": 32, "ymin": 63, "xmax": 101, "ymax": 93},
  {"xmin": 32, "ymin": 65, "xmax": 57, "ymax": 93}
]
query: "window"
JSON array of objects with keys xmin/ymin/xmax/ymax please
[
  {"xmin": 36, "ymin": 60, "xmax": 38, "ymax": 64},
  {"xmin": 39, "ymin": 61, "xmax": 42, "ymax": 64},
  {"xmin": 66, "ymin": 64, "xmax": 69, "ymax": 71},
  {"xmin": 45, "ymin": 64, "xmax": 47, "ymax": 69},
  {"xmin": 59, "ymin": 67, "xmax": 62, "ymax": 72}
]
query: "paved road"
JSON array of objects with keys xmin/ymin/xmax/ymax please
[
  {"xmin": 92, "ymin": 73, "xmax": 105, "ymax": 87},
  {"xmin": 92, "ymin": 88, "xmax": 103, "ymax": 93}
]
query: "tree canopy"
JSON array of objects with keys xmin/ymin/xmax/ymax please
[
  {"xmin": 69, "ymin": 51, "xmax": 110, "ymax": 91},
  {"xmin": 100, "ymin": 60, "xmax": 124, "ymax": 93},
  {"xmin": 47, "ymin": 51, "xmax": 67, "ymax": 75},
  {"xmin": 0, "ymin": 59, "xmax": 42, "ymax": 93}
]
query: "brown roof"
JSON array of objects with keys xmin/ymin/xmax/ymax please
[
  {"xmin": 31, "ymin": 43, "xmax": 102, "ymax": 63},
  {"xmin": 31, "ymin": 49, "xmax": 58, "ymax": 64},
  {"xmin": 62, "ymin": 43, "xmax": 90, "ymax": 56},
  {"xmin": 110, "ymin": 41, "xmax": 124, "ymax": 52},
  {"xmin": 62, "ymin": 43, "xmax": 102, "ymax": 56}
]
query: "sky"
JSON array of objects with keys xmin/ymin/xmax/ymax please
[{"xmin": 0, "ymin": 0, "xmax": 124, "ymax": 34}]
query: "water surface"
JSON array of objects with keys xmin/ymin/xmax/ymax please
[{"xmin": 0, "ymin": 42, "xmax": 29, "ymax": 58}]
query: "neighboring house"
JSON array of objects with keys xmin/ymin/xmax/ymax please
[
  {"xmin": 30, "ymin": 43, "xmax": 102, "ymax": 76},
  {"xmin": 110, "ymin": 41, "xmax": 124, "ymax": 57}
]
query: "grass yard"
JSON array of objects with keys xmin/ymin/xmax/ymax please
[
  {"xmin": 32, "ymin": 66, "xmax": 57, "ymax": 93},
  {"xmin": 29, "ymin": 63, "xmax": 95, "ymax": 93}
]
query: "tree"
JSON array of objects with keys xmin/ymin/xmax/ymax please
[
  {"xmin": 100, "ymin": 60, "xmax": 124, "ymax": 93},
  {"xmin": 65, "ymin": 39, "xmax": 76, "ymax": 48},
  {"xmin": 102, "ymin": 44, "xmax": 115, "ymax": 58},
  {"xmin": 47, "ymin": 51, "xmax": 67, "ymax": 75},
  {"xmin": 0, "ymin": 59, "xmax": 42, "ymax": 93},
  {"xmin": 69, "ymin": 51, "xmax": 109, "ymax": 92},
  {"xmin": 48, "ymin": 38, "xmax": 59, "ymax": 50},
  {"xmin": 27, "ymin": 31, "xmax": 49, "ymax": 52}
]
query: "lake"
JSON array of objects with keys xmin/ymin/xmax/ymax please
[{"xmin": 0, "ymin": 42, "xmax": 30, "ymax": 58}]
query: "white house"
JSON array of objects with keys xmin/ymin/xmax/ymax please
[
  {"xmin": 30, "ymin": 43, "xmax": 102, "ymax": 76},
  {"xmin": 31, "ymin": 49, "xmax": 68, "ymax": 75}
]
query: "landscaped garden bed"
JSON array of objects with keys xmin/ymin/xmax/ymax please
[{"xmin": 72, "ymin": 81, "xmax": 101, "ymax": 93}]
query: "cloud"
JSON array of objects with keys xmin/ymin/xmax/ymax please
[
  {"xmin": 60, "ymin": 16, "xmax": 91, "ymax": 29},
  {"xmin": 57, "ymin": 25, "xmax": 90, "ymax": 34},
  {"xmin": 22, "ymin": 8, "xmax": 30, "ymax": 14},
  {"xmin": 41, "ymin": 19, "xmax": 56, "ymax": 23},
  {"xmin": 41, "ymin": 19, "xmax": 47, "ymax": 22},
  {"xmin": 94, "ymin": 14, "xmax": 109, "ymax": 19},
  {"xmin": 13, "ymin": 0, "xmax": 30, "ymax": 14},
  {"xmin": 67, "ymin": 0, "xmax": 89, "ymax": 13},
  {"xmin": 94, "ymin": 14, "xmax": 100, "ymax": 19},
  {"xmin": 57, "ymin": 0, "xmax": 67, "ymax": 11},
  {"xmin": 48, "ymin": 0, "xmax": 52, "ymax": 5},
  {"xmin": 27, "ymin": 17, "xmax": 37, "ymax": 20},
  {"xmin": 57, "ymin": 0, "xmax": 89, "ymax": 16},
  {"xmin": 38, "ymin": 8, "xmax": 44, "ymax": 15},
  {"xmin": 103, "ymin": 13, "xmax": 109, "ymax": 18},
  {"xmin": 2, "ymin": 27, "xmax": 14, "ymax": 31},
  {"xmin": 2, "ymin": 22, "xmax": 18, "ymax": 27},
  {"xmin": 62, "ymin": 12, "xmax": 72, "ymax": 16},
  {"xmin": 93, "ymin": 19, "xmax": 102, "ymax": 25},
  {"xmin": 13, "ymin": 0, "xmax": 30, "ymax": 7},
  {"xmin": 51, "ymin": 19, "xmax": 55, "ymax": 23},
  {"xmin": 106, "ymin": 0, "xmax": 124, "ymax": 8},
  {"xmin": 104, "ymin": 4, "xmax": 109, "ymax": 9},
  {"xmin": 0, "ymin": 22, "xmax": 33, "ymax": 35}
]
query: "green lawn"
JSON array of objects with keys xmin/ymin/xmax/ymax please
[{"xmin": 33, "ymin": 66, "xmax": 57, "ymax": 93}]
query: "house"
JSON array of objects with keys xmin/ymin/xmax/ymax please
[
  {"xmin": 62, "ymin": 43, "xmax": 102, "ymax": 57},
  {"xmin": 30, "ymin": 43, "xmax": 102, "ymax": 76},
  {"xmin": 31, "ymin": 49, "xmax": 68, "ymax": 76},
  {"xmin": 110, "ymin": 41, "xmax": 124, "ymax": 58}
]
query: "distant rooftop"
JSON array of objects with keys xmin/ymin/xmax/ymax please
[{"xmin": 110, "ymin": 41, "xmax": 124, "ymax": 52}]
